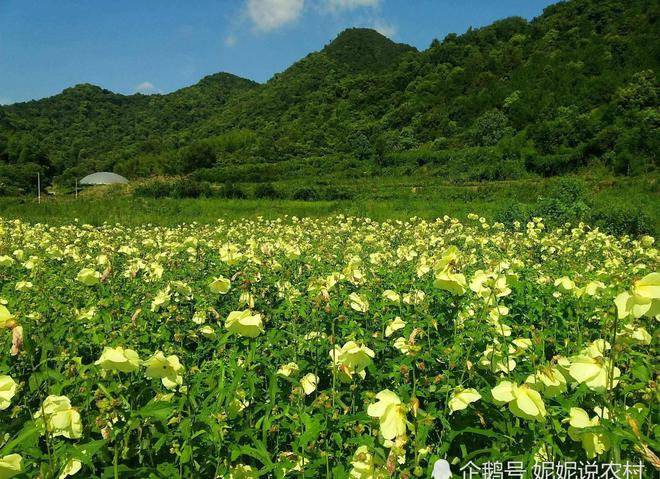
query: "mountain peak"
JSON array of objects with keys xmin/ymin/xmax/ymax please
[
  {"xmin": 195, "ymin": 72, "xmax": 259, "ymax": 88},
  {"xmin": 323, "ymin": 28, "xmax": 416, "ymax": 71},
  {"xmin": 331, "ymin": 27, "xmax": 389, "ymax": 43},
  {"xmin": 62, "ymin": 83, "xmax": 108, "ymax": 96}
]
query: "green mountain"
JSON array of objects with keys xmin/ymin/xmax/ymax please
[{"xmin": 0, "ymin": 0, "xmax": 658, "ymax": 194}]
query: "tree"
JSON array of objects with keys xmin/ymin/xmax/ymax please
[
  {"xmin": 180, "ymin": 142, "xmax": 216, "ymax": 173},
  {"xmin": 470, "ymin": 109, "xmax": 514, "ymax": 146}
]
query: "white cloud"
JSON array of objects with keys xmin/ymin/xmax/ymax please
[
  {"xmin": 134, "ymin": 81, "xmax": 160, "ymax": 94},
  {"xmin": 371, "ymin": 18, "xmax": 397, "ymax": 38},
  {"xmin": 225, "ymin": 34, "xmax": 238, "ymax": 46},
  {"xmin": 325, "ymin": 0, "xmax": 380, "ymax": 12},
  {"xmin": 247, "ymin": 0, "xmax": 305, "ymax": 32},
  {"xmin": 0, "ymin": 98, "xmax": 12, "ymax": 105}
]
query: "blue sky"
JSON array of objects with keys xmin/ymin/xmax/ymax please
[{"xmin": 0, "ymin": 0, "xmax": 558, "ymax": 104}]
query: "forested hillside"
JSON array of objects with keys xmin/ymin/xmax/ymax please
[{"xmin": 0, "ymin": 0, "xmax": 658, "ymax": 193}]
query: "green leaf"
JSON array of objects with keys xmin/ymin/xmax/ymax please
[{"xmin": 136, "ymin": 401, "xmax": 175, "ymax": 422}]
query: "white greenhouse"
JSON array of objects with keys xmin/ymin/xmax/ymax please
[{"xmin": 79, "ymin": 172, "xmax": 129, "ymax": 185}]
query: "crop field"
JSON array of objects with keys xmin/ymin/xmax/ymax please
[{"xmin": 0, "ymin": 215, "xmax": 658, "ymax": 478}]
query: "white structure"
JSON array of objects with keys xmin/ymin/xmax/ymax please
[{"xmin": 79, "ymin": 172, "xmax": 129, "ymax": 185}]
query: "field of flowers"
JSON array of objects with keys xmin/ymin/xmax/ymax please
[{"xmin": 0, "ymin": 215, "xmax": 658, "ymax": 478}]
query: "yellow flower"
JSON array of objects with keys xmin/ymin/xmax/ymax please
[
  {"xmin": 300, "ymin": 373, "xmax": 318, "ymax": 395},
  {"xmin": 582, "ymin": 339, "xmax": 610, "ymax": 358},
  {"xmin": 239, "ymin": 291, "xmax": 255, "ymax": 308},
  {"xmin": 0, "ymin": 305, "xmax": 12, "ymax": 328},
  {"xmin": 471, "ymin": 270, "xmax": 511, "ymax": 301},
  {"xmin": 614, "ymin": 292, "xmax": 657, "ymax": 319},
  {"xmin": 382, "ymin": 290, "xmax": 400, "ymax": 303},
  {"xmin": 487, "ymin": 316, "xmax": 512, "ymax": 336},
  {"xmin": 170, "ymin": 281, "xmax": 192, "ymax": 298},
  {"xmin": 34, "ymin": 395, "xmax": 83, "ymax": 439},
  {"xmin": 219, "ymin": 243, "xmax": 243, "ymax": 266},
  {"xmin": 0, "ymin": 256, "xmax": 15, "ymax": 267},
  {"xmin": 227, "ymin": 389, "xmax": 250, "ymax": 418},
  {"xmin": 491, "ymin": 381, "xmax": 546, "ymax": 421},
  {"xmin": 525, "ymin": 366, "xmax": 567, "ymax": 397},
  {"xmin": 228, "ymin": 464, "xmax": 258, "ymax": 479},
  {"xmin": 582, "ymin": 280, "xmax": 605, "ymax": 297},
  {"xmin": 277, "ymin": 362, "xmax": 299, "ymax": 377},
  {"xmin": 225, "ymin": 310, "xmax": 264, "ymax": 338},
  {"xmin": 554, "ymin": 276, "xmax": 575, "ymax": 291},
  {"xmin": 349, "ymin": 445, "xmax": 387, "ymax": 479},
  {"xmin": 143, "ymin": 351, "xmax": 184, "ymax": 390},
  {"xmin": 76, "ymin": 267, "xmax": 100, "ymax": 286},
  {"xmin": 569, "ymin": 356, "xmax": 620, "ymax": 392},
  {"xmin": 393, "ymin": 337, "xmax": 414, "ymax": 356},
  {"xmin": 192, "ymin": 311, "xmax": 206, "ymax": 325},
  {"xmin": 385, "ymin": 317, "xmax": 405, "ymax": 337},
  {"xmin": 615, "ymin": 272, "xmax": 660, "ymax": 319},
  {"xmin": 434, "ymin": 246, "xmax": 460, "ymax": 272},
  {"xmin": 14, "ymin": 281, "xmax": 32, "ymax": 292},
  {"xmin": 150, "ymin": 287, "xmax": 171, "ymax": 312},
  {"xmin": 511, "ymin": 338, "xmax": 532, "ymax": 351},
  {"xmin": 76, "ymin": 307, "xmax": 96, "ymax": 321},
  {"xmin": 199, "ymin": 325, "xmax": 215, "ymax": 338},
  {"xmin": 94, "ymin": 346, "xmax": 140, "ymax": 373},
  {"xmin": 367, "ymin": 390, "xmax": 407, "ymax": 440},
  {"xmin": 304, "ymin": 331, "xmax": 326, "ymax": 341},
  {"xmin": 0, "ymin": 454, "xmax": 22, "ymax": 479},
  {"xmin": 433, "ymin": 271, "xmax": 467, "ymax": 295},
  {"xmin": 209, "ymin": 276, "xmax": 231, "ymax": 294},
  {"xmin": 0, "ymin": 376, "xmax": 17, "ymax": 410},
  {"xmin": 565, "ymin": 407, "xmax": 610, "ymax": 458},
  {"xmin": 348, "ymin": 293, "xmax": 369, "ymax": 313},
  {"xmin": 478, "ymin": 344, "xmax": 516, "ymax": 373},
  {"xmin": 402, "ymin": 290, "xmax": 425, "ymax": 305},
  {"xmin": 633, "ymin": 272, "xmax": 660, "ymax": 299},
  {"xmin": 58, "ymin": 459, "xmax": 82, "ymax": 479},
  {"xmin": 330, "ymin": 341, "xmax": 375, "ymax": 381},
  {"xmin": 448, "ymin": 387, "xmax": 482, "ymax": 413},
  {"xmin": 616, "ymin": 324, "xmax": 652, "ymax": 345}
]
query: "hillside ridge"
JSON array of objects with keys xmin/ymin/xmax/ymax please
[{"xmin": 0, "ymin": 0, "xmax": 658, "ymax": 193}]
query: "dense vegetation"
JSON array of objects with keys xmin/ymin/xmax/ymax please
[
  {"xmin": 0, "ymin": 0, "xmax": 658, "ymax": 195},
  {"xmin": 0, "ymin": 217, "xmax": 658, "ymax": 477}
]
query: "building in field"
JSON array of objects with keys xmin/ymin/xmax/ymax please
[{"xmin": 79, "ymin": 172, "xmax": 129, "ymax": 185}]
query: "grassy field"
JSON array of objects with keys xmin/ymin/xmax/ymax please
[
  {"xmin": 0, "ymin": 176, "xmax": 657, "ymax": 233},
  {"xmin": 0, "ymin": 196, "xmax": 509, "ymax": 226}
]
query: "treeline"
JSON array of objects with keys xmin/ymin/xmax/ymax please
[{"xmin": 0, "ymin": 0, "xmax": 658, "ymax": 194}]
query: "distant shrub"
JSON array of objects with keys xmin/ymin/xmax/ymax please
[
  {"xmin": 525, "ymin": 152, "xmax": 579, "ymax": 177},
  {"xmin": 191, "ymin": 164, "xmax": 277, "ymax": 183},
  {"xmin": 533, "ymin": 196, "xmax": 591, "ymax": 225},
  {"xmin": 253, "ymin": 183, "xmax": 281, "ymax": 199},
  {"xmin": 495, "ymin": 176, "xmax": 652, "ymax": 236},
  {"xmin": 322, "ymin": 187, "xmax": 354, "ymax": 200},
  {"xmin": 528, "ymin": 176, "xmax": 591, "ymax": 225},
  {"xmin": 546, "ymin": 176, "xmax": 588, "ymax": 203},
  {"xmin": 0, "ymin": 182, "xmax": 25, "ymax": 196},
  {"xmin": 134, "ymin": 178, "xmax": 212, "ymax": 198},
  {"xmin": 174, "ymin": 179, "xmax": 212, "ymax": 198},
  {"xmin": 589, "ymin": 207, "xmax": 653, "ymax": 236},
  {"xmin": 494, "ymin": 202, "xmax": 532, "ymax": 226},
  {"xmin": 292, "ymin": 187, "xmax": 319, "ymax": 201},
  {"xmin": 219, "ymin": 182, "xmax": 247, "ymax": 199}
]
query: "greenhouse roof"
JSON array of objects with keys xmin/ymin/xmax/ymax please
[{"xmin": 79, "ymin": 172, "xmax": 129, "ymax": 185}]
